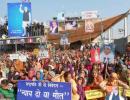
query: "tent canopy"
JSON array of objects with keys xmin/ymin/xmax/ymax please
[{"xmin": 48, "ymin": 10, "xmax": 129, "ymax": 44}]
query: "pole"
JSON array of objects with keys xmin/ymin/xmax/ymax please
[
  {"xmin": 90, "ymin": 32, "xmax": 91, "ymax": 43},
  {"xmin": 100, "ymin": 18, "xmax": 104, "ymax": 45},
  {"xmin": 15, "ymin": 43, "xmax": 18, "ymax": 53},
  {"xmin": 124, "ymin": 16, "xmax": 128, "ymax": 37},
  {"xmin": 108, "ymin": 28, "xmax": 111, "ymax": 43},
  {"xmin": 105, "ymin": 62, "xmax": 108, "ymax": 79}
]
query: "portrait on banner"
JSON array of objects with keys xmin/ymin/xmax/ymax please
[
  {"xmin": 85, "ymin": 20, "xmax": 94, "ymax": 33},
  {"xmin": 50, "ymin": 20, "xmax": 59, "ymax": 35}
]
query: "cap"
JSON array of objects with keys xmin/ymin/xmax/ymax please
[{"xmin": 104, "ymin": 46, "xmax": 111, "ymax": 49}]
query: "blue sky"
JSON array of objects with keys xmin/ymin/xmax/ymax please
[{"xmin": 0, "ymin": 0, "xmax": 130, "ymax": 22}]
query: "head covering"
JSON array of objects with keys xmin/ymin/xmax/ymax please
[
  {"xmin": 104, "ymin": 45, "xmax": 111, "ymax": 49},
  {"xmin": 40, "ymin": 69, "xmax": 44, "ymax": 80},
  {"xmin": 111, "ymin": 72, "xmax": 118, "ymax": 80},
  {"xmin": 48, "ymin": 71, "xmax": 55, "ymax": 78},
  {"xmin": 127, "ymin": 69, "xmax": 130, "ymax": 74}
]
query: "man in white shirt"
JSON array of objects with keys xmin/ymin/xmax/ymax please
[{"xmin": 19, "ymin": 4, "xmax": 31, "ymax": 36}]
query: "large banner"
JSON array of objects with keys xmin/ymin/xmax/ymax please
[
  {"xmin": 8, "ymin": 3, "xmax": 32, "ymax": 37},
  {"xmin": 85, "ymin": 20, "xmax": 94, "ymax": 33},
  {"xmin": 90, "ymin": 48, "xmax": 100, "ymax": 63},
  {"xmin": 65, "ymin": 20, "xmax": 77, "ymax": 30},
  {"xmin": 60, "ymin": 33, "xmax": 69, "ymax": 45},
  {"xmin": 17, "ymin": 81, "xmax": 71, "ymax": 100},
  {"xmin": 100, "ymin": 44, "xmax": 115, "ymax": 63},
  {"xmin": 50, "ymin": 20, "xmax": 59, "ymax": 34}
]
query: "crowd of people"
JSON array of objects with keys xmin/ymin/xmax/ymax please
[
  {"xmin": 26, "ymin": 22, "xmax": 44, "ymax": 37},
  {"xmin": 0, "ymin": 43, "xmax": 129, "ymax": 100},
  {"xmin": 0, "ymin": 21, "xmax": 44, "ymax": 37},
  {"xmin": 0, "ymin": 23, "xmax": 8, "ymax": 37}
]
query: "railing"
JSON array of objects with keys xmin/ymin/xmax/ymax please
[{"xmin": 0, "ymin": 36, "xmax": 47, "ymax": 45}]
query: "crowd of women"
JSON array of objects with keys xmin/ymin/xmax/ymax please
[{"xmin": 0, "ymin": 44, "xmax": 130, "ymax": 100}]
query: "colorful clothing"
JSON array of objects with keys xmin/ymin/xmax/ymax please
[
  {"xmin": 77, "ymin": 85, "xmax": 85, "ymax": 100},
  {"xmin": 71, "ymin": 79, "xmax": 80, "ymax": 100},
  {"xmin": 0, "ymin": 87, "xmax": 15, "ymax": 100}
]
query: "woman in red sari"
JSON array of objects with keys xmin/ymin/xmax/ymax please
[{"xmin": 90, "ymin": 70, "xmax": 104, "ymax": 89}]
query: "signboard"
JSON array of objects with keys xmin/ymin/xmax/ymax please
[
  {"xmin": 85, "ymin": 89, "xmax": 104, "ymax": 100},
  {"xmin": 85, "ymin": 20, "xmax": 94, "ymax": 33},
  {"xmin": 81, "ymin": 11, "xmax": 98, "ymax": 19},
  {"xmin": 39, "ymin": 50, "xmax": 49, "ymax": 58},
  {"xmin": 65, "ymin": 20, "xmax": 77, "ymax": 30},
  {"xmin": 9, "ymin": 54, "xmax": 19, "ymax": 60},
  {"xmin": 8, "ymin": 3, "xmax": 32, "ymax": 37},
  {"xmin": 60, "ymin": 34, "xmax": 69, "ymax": 45},
  {"xmin": 90, "ymin": 48, "xmax": 100, "ymax": 63},
  {"xmin": 119, "ymin": 87, "xmax": 130, "ymax": 97},
  {"xmin": 85, "ymin": 88, "xmax": 130, "ymax": 100},
  {"xmin": 125, "ymin": 89, "xmax": 130, "ymax": 97},
  {"xmin": 33, "ymin": 48, "xmax": 39, "ymax": 56},
  {"xmin": 17, "ymin": 81, "xmax": 71, "ymax": 100},
  {"xmin": 19, "ymin": 55, "xmax": 27, "ymax": 62},
  {"xmin": 10, "ymin": 53, "xmax": 27, "ymax": 62},
  {"xmin": 50, "ymin": 20, "xmax": 59, "ymax": 34},
  {"xmin": 100, "ymin": 44, "xmax": 115, "ymax": 63}
]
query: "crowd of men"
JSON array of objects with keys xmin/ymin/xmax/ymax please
[
  {"xmin": 0, "ymin": 23, "xmax": 8, "ymax": 37},
  {"xmin": 0, "ymin": 43, "xmax": 129, "ymax": 100},
  {"xmin": 26, "ymin": 22, "xmax": 44, "ymax": 36},
  {"xmin": 0, "ymin": 22, "xmax": 44, "ymax": 37}
]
